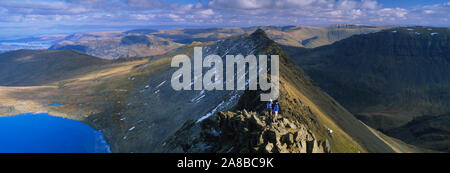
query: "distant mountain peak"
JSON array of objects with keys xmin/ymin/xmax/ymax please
[
  {"xmin": 250, "ymin": 28, "xmax": 270, "ymax": 39},
  {"xmin": 248, "ymin": 28, "xmax": 275, "ymax": 51}
]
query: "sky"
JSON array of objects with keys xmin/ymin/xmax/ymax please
[{"xmin": 0, "ymin": 0, "xmax": 449, "ymax": 39}]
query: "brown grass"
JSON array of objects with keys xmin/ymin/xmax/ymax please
[{"xmin": 0, "ymin": 59, "xmax": 150, "ymax": 120}]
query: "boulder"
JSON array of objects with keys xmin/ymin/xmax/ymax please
[
  {"xmin": 265, "ymin": 143, "xmax": 274, "ymax": 153},
  {"xmin": 264, "ymin": 129, "xmax": 277, "ymax": 144},
  {"xmin": 281, "ymin": 133, "xmax": 295, "ymax": 145},
  {"xmin": 249, "ymin": 114, "xmax": 266, "ymax": 130},
  {"xmin": 275, "ymin": 142, "xmax": 289, "ymax": 153}
]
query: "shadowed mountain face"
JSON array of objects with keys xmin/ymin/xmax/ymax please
[
  {"xmin": 49, "ymin": 24, "xmax": 390, "ymax": 60},
  {"xmin": 385, "ymin": 113, "xmax": 450, "ymax": 152},
  {"xmin": 0, "ymin": 49, "xmax": 109, "ymax": 86},
  {"xmin": 123, "ymin": 29, "xmax": 158, "ymax": 35},
  {"xmin": 284, "ymin": 26, "xmax": 450, "ymax": 151}
]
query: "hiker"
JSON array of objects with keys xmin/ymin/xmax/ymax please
[
  {"xmin": 273, "ymin": 101, "xmax": 279, "ymax": 122},
  {"xmin": 266, "ymin": 99, "xmax": 273, "ymax": 116}
]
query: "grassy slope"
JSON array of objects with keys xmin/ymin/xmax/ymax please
[
  {"xmin": 0, "ymin": 49, "xmax": 110, "ymax": 86},
  {"xmin": 0, "ymin": 49, "xmax": 150, "ymax": 119}
]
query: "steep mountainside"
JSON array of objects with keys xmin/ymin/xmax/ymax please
[
  {"xmin": 0, "ymin": 49, "xmax": 110, "ymax": 86},
  {"xmin": 284, "ymin": 26, "xmax": 449, "ymax": 151},
  {"xmin": 49, "ymin": 24, "xmax": 390, "ymax": 59}
]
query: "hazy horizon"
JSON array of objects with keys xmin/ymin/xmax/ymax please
[{"xmin": 0, "ymin": 0, "xmax": 449, "ymax": 39}]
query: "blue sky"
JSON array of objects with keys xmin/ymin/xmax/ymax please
[{"xmin": 0, "ymin": 0, "xmax": 449, "ymax": 39}]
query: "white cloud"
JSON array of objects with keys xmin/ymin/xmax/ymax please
[
  {"xmin": 167, "ymin": 14, "xmax": 184, "ymax": 22},
  {"xmin": 132, "ymin": 14, "xmax": 156, "ymax": 20},
  {"xmin": 208, "ymin": 0, "xmax": 269, "ymax": 9},
  {"xmin": 208, "ymin": 0, "xmax": 335, "ymax": 10},
  {"xmin": 123, "ymin": 0, "xmax": 165, "ymax": 9},
  {"xmin": 0, "ymin": 1, "xmax": 90, "ymax": 15},
  {"xmin": 377, "ymin": 8, "xmax": 408, "ymax": 18},
  {"xmin": 337, "ymin": 0, "xmax": 358, "ymax": 10},
  {"xmin": 423, "ymin": 10, "xmax": 435, "ymax": 14},
  {"xmin": 362, "ymin": 0, "xmax": 378, "ymax": 9},
  {"xmin": 198, "ymin": 9, "xmax": 215, "ymax": 16}
]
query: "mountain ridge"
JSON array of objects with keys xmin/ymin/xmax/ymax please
[{"xmin": 48, "ymin": 24, "xmax": 392, "ymax": 59}]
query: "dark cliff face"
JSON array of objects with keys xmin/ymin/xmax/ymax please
[
  {"xmin": 120, "ymin": 35, "xmax": 152, "ymax": 46},
  {"xmin": 284, "ymin": 26, "xmax": 450, "ymax": 152},
  {"xmin": 286, "ymin": 26, "xmax": 450, "ymax": 122}
]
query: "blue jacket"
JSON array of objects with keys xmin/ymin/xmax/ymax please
[
  {"xmin": 273, "ymin": 104, "xmax": 279, "ymax": 112},
  {"xmin": 266, "ymin": 102, "xmax": 272, "ymax": 109}
]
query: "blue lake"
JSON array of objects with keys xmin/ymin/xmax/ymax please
[
  {"xmin": 48, "ymin": 104, "xmax": 64, "ymax": 107},
  {"xmin": 0, "ymin": 113, "xmax": 111, "ymax": 153}
]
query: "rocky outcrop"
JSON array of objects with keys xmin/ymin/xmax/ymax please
[{"xmin": 163, "ymin": 110, "xmax": 331, "ymax": 153}]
